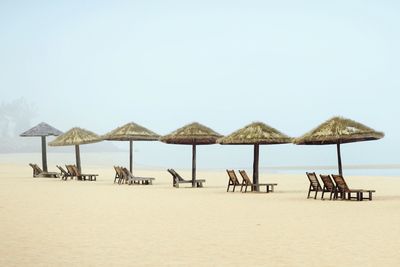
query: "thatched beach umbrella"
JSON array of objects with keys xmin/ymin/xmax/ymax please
[
  {"xmin": 49, "ymin": 127, "xmax": 101, "ymax": 172},
  {"xmin": 102, "ymin": 122, "xmax": 160, "ymax": 173},
  {"xmin": 218, "ymin": 122, "xmax": 292, "ymax": 191},
  {"xmin": 294, "ymin": 116, "xmax": 384, "ymax": 176},
  {"xmin": 160, "ymin": 122, "xmax": 222, "ymax": 187},
  {"xmin": 20, "ymin": 122, "xmax": 63, "ymax": 172}
]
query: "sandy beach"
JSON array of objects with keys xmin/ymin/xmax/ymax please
[
  {"xmin": 2, "ymin": 0, "xmax": 399, "ymax": 265},
  {"xmin": 1, "ymin": 160, "xmax": 400, "ymax": 267}
]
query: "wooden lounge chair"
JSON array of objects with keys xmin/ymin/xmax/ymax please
[
  {"xmin": 122, "ymin": 167, "xmax": 155, "ymax": 185},
  {"xmin": 66, "ymin": 165, "xmax": 81, "ymax": 180},
  {"xmin": 238, "ymin": 170, "xmax": 277, "ymax": 193},
  {"xmin": 113, "ymin": 166, "xmax": 124, "ymax": 184},
  {"xmin": 29, "ymin": 163, "xmax": 59, "ymax": 178},
  {"xmin": 57, "ymin": 165, "xmax": 74, "ymax": 180},
  {"xmin": 319, "ymin": 174, "xmax": 337, "ymax": 200},
  {"xmin": 71, "ymin": 165, "xmax": 98, "ymax": 181},
  {"xmin": 167, "ymin": 169, "xmax": 205, "ymax": 188},
  {"xmin": 226, "ymin": 169, "xmax": 242, "ymax": 192},
  {"xmin": 306, "ymin": 172, "xmax": 323, "ymax": 199},
  {"xmin": 113, "ymin": 166, "xmax": 127, "ymax": 184},
  {"xmin": 331, "ymin": 174, "xmax": 375, "ymax": 201}
]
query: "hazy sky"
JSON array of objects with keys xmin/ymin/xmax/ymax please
[{"xmin": 0, "ymin": 1, "xmax": 399, "ymax": 172}]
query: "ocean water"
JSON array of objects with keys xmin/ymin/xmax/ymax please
[
  {"xmin": 0, "ymin": 152, "xmax": 399, "ymax": 177},
  {"xmin": 264, "ymin": 167, "xmax": 400, "ymax": 177}
]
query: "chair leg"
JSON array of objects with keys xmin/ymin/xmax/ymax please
[{"xmin": 314, "ymin": 189, "xmax": 318, "ymax": 199}]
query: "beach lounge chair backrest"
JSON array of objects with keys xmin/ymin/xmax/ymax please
[
  {"xmin": 114, "ymin": 166, "xmax": 121, "ymax": 176},
  {"xmin": 319, "ymin": 174, "xmax": 337, "ymax": 200},
  {"xmin": 119, "ymin": 167, "xmax": 130, "ymax": 183},
  {"xmin": 57, "ymin": 165, "xmax": 68, "ymax": 175},
  {"xmin": 66, "ymin": 165, "xmax": 79, "ymax": 176},
  {"xmin": 34, "ymin": 164, "xmax": 43, "ymax": 173},
  {"xmin": 331, "ymin": 174, "xmax": 349, "ymax": 192},
  {"xmin": 29, "ymin": 163, "xmax": 41, "ymax": 176},
  {"xmin": 167, "ymin": 168, "xmax": 181, "ymax": 185},
  {"xmin": 170, "ymin": 169, "xmax": 185, "ymax": 181},
  {"xmin": 122, "ymin": 167, "xmax": 132, "ymax": 178},
  {"xmin": 57, "ymin": 165, "xmax": 70, "ymax": 180},
  {"xmin": 305, "ymin": 172, "xmax": 323, "ymax": 199},
  {"xmin": 114, "ymin": 166, "xmax": 125, "ymax": 183},
  {"xmin": 226, "ymin": 169, "xmax": 243, "ymax": 192},
  {"xmin": 122, "ymin": 167, "xmax": 131, "ymax": 175},
  {"xmin": 239, "ymin": 170, "xmax": 253, "ymax": 185},
  {"xmin": 114, "ymin": 166, "xmax": 121, "ymax": 180},
  {"xmin": 72, "ymin": 165, "xmax": 81, "ymax": 176},
  {"xmin": 306, "ymin": 172, "xmax": 321, "ymax": 189},
  {"xmin": 319, "ymin": 174, "xmax": 335, "ymax": 191},
  {"xmin": 226, "ymin": 169, "xmax": 241, "ymax": 185}
]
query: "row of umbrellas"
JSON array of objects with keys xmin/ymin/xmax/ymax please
[{"xmin": 20, "ymin": 117, "xmax": 384, "ymax": 190}]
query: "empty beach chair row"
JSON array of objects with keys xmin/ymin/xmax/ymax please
[
  {"xmin": 306, "ymin": 172, "xmax": 375, "ymax": 201},
  {"xmin": 226, "ymin": 169, "xmax": 277, "ymax": 193},
  {"xmin": 56, "ymin": 164, "xmax": 98, "ymax": 181},
  {"xmin": 114, "ymin": 166, "xmax": 155, "ymax": 185},
  {"xmin": 167, "ymin": 169, "xmax": 205, "ymax": 188}
]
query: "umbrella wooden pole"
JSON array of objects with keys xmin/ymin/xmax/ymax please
[
  {"xmin": 75, "ymin": 145, "xmax": 81, "ymax": 173},
  {"xmin": 337, "ymin": 143, "xmax": 343, "ymax": 176},
  {"xmin": 129, "ymin": 140, "xmax": 133, "ymax": 174},
  {"xmin": 41, "ymin": 136, "xmax": 48, "ymax": 172},
  {"xmin": 253, "ymin": 144, "xmax": 260, "ymax": 192},
  {"xmin": 192, "ymin": 144, "xmax": 196, "ymax": 187}
]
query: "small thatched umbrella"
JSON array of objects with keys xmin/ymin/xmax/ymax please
[
  {"xmin": 102, "ymin": 122, "xmax": 160, "ymax": 173},
  {"xmin": 294, "ymin": 116, "xmax": 384, "ymax": 175},
  {"xmin": 49, "ymin": 127, "xmax": 101, "ymax": 172},
  {"xmin": 20, "ymin": 122, "xmax": 63, "ymax": 172},
  {"xmin": 218, "ymin": 122, "xmax": 292, "ymax": 191},
  {"xmin": 160, "ymin": 122, "xmax": 222, "ymax": 187}
]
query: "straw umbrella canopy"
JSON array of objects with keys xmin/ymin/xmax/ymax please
[
  {"xmin": 160, "ymin": 122, "xmax": 222, "ymax": 187},
  {"xmin": 102, "ymin": 122, "xmax": 160, "ymax": 173},
  {"xmin": 294, "ymin": 116, "xmax": 384, "ymax": 176},
  {"xmin": 49, "ymin": 127, "xmax": 101, "ymax": 172},
  {"xmin": 20, "ymin": 122, "xmax": 63, "ymax": 172},
  {"xmin": 218, "ymin": 122, "xmax": 292, "ymax": 191}
]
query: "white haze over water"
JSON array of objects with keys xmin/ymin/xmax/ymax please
[{"xmin": 0, "ymin": 1, "xmax": 399, "ymax": 175}]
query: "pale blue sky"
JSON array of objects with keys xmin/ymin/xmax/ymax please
[{"xmin": 0, "ymin": 1, "xmax": 399, "ymax": 173}]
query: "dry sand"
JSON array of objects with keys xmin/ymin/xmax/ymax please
[{"xmin": 1, "ymin": 163, "xmax": 400, "ymax": 267}]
